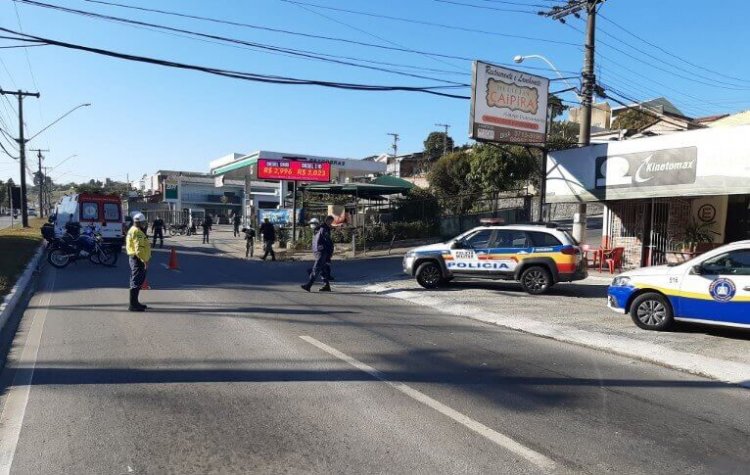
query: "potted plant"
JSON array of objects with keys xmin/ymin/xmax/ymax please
[{"xmin": 681, "ymin": 220, "xmax": 719, "ymax": 253}]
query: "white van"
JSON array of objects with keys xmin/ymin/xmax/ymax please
[{"xmin": 53, "ymin": 193, "xmax": 125, "ymax": 246}]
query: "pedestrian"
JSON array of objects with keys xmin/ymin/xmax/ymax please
[
  {"xmin": 259, "ymin": 217, "xmax": 276, "ymax": 261},
  {"xmin": 126, "ymin": 212, "xmax": 151, "ymax": 312},
  {"xmin": 301, "ymin": 215, "xmax": 334, "ymax": 292},
  {"xmin": 201, "ymin": 217, "xmax": 211, "ymax": 244},
  {"xmin": 233, "ymin": 214, "xmax": 241, "ymax": 237},
  {"xmin": 151, "ymin": 216, "xmax": 165, "ymax": 248},
  {"xmin": 243, "ymin": 226, "xmax": 256, "ymax": 258}
]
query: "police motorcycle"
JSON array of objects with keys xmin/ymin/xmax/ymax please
[{"xmin": 42, "ymin": 221, "xmax": 119, "ymax": 269}]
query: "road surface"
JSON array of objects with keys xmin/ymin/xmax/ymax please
[{"xmin": 1, "ymin": 243, "xmax": 748, "ymax": 474}]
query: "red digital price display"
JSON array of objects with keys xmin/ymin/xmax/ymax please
[{"xmin": 257, "ymin": 158, "xmax": 332, "ymax": 182}]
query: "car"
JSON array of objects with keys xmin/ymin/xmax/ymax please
[
  {"xmin": 403, "ymin": 223, "xmax": 587, "ymax": 294},
  {"xmin": 607, "ymin": 240, "xmax": 750, "ymax": 331},
  {"xmin": 28, "ymin": 208, "xmax": 38, "ymax": 217}
]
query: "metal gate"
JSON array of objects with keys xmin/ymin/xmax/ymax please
[{"xmin": 646, "ymin": 199, "xmax": 670, "ymax": 266}]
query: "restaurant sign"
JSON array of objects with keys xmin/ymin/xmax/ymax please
[{"xmin": 469, "ymin": 60, "xmax": 549, "ymax": 145}]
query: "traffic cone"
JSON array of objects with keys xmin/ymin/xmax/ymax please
[
  {"xmin": 141, "ymin": 277, "xmax": 151, "ymax": 290},
  {"xmin": 168, "ymin": 247, "xmax": 179, "ymax": 270}
]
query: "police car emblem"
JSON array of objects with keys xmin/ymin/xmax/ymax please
[{"xmin": 709, "ymin": 278, "xmax": 736, "ymax": 303}]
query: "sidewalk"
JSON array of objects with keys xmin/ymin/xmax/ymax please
[{"xmin": 359, "ymin": 274, "xmax": 750, "ymax": 388}]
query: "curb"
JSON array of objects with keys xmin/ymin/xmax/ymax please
[
  {"xmin": 0, "ymin": 245, "xmax": 45, "ymax": 333},
  {"xmin": 363, "ymin": 283, "xmax": 750, "ymax": 389}
]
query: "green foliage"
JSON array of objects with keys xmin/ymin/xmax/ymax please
[
  {"xmin": 295, "ymin": 221, "xmax": 439, "ymax": 249},
  {"xmin": 468, "ymin": 144, "xmax": 539, "ymax": 192},
  {"xmin": 423, "ymin": 131, "xmax": 455, "ymax": 161},
  {"xmin": 612, "ymin": 108, "xmax": 655, "ymax": 131},
  {"xmin": 682, "ymin": 220, "xmax": 719, "ymax": 250},
  {"xmin": 427, "ymin": 151, "xmax": 475, "ymax": 214},
  {"xmin": 391, "ymin": 187, "xmax": 440, "ymax": 222},
  {"xmin": 548, "ymin": 95, "xmax": 566, "ymax": 121},
  {"xmin": 74, "ymin": 178, "xmax": 130, "ymax": 197}
]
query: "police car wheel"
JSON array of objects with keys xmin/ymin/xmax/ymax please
[
  {"xmin": 520, "ymin": 266, "xmax": 551, "ymax": 295},
  {"xmin": 630, "ymin": 293, "xmax": 674, "ymax": 331},
  {"xmin": 416, "ymin": 262, "xmax": 443, "ymax": 289}
]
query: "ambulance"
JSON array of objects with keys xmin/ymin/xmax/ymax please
[
  {"xmin": 607, "ymin": 240, "xmax": 750, "ymax": 330},
  {"xmin": 52, "ymin": 193, "xmax": 126, "ymax": 247},
  {"xmin": 403, "ymin": 223, "xmax": 587, "ymax": 294}
]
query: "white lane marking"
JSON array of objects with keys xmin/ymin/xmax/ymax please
[
  {"xmin": 299, "ymin": 335, "xmax": 557, "ymax": 472},
  {"xmin": 0, "ymin": 270, "xmax": 56, "ymax": 475}
]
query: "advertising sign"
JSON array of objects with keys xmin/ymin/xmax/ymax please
[
  {"xmin": 470, "ymin": 61, "xmax": 549, "ymax": 145},
  {"xmin": 595, "ymin": 147, "xmax": 697, "ymax": 189},
  {"xmin": 164, "ymin": 182, "xmax": 178, "ymax": 201},
  {"xmin": 257, "ymin": 158, "xmax": 331, "ymax": 182},
  {"xmin": 257, "ymin": 208, "xmax": 301, "ymax": 226}
]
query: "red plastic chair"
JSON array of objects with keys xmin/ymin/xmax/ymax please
[{"xmin": 605, "ymin": 247, "xmax": 625, "ymax": 274}]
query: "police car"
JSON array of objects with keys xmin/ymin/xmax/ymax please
[
  {"xmin": 403, "ymin": 223, "xmax": 587, "ymax": 294},
  {"xmin": 607, "ymin": 240, "xmax": 750, "ymax": 331}
]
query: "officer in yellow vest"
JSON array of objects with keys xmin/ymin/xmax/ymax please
[{"xmin": 126, "ymin": 212, "xmax": 152, "ymax": 311}]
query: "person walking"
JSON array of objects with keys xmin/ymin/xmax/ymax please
[
  {"xmin": 201, "ymin": 217, "xmax": 211, "ymax": 244},
  {"xmin": 151, "ymin": 216, "xmax": 165, "ymax": 248},
  {"xmin": 233, "ymin": 214, "xmax": 241, "ymax": 237},
  {"xmin": 259, "ymin": 217, "xmax": 276, "ymax": 261},
  {"xmin": 243, "ymin": 225, "xmax": 256, "ymax": 258},
  {"xmin": 126, "ymin": 212, "xmax": 151, "ymax": 312},
  {"xmin": 301, "ymin": 215, "xmax": 334, "ymax": 292}
]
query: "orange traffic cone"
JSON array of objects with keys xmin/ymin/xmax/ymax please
[
  {"xmin": 141, "ymin": 277, "xmax": 151, "ymax": 290},
  {"xmin": 168, "ymin": 247, "xmax": 179, "ymax": 270}
]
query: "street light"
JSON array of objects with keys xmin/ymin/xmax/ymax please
[
  {"xmin": 27, "ymin": 103, "xmax": 92, "ymax": 143},
  {"xmin": 513, "ymin": 55, "xmax": 580, "ymax": 97}
]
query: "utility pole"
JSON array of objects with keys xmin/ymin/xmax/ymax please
[
  {"xmin": 387, "ymin": 132, "xmax": 400, "ymax": 176},
  {"xmin": 541, "ymin": 0, "xmax": 603, "ymax": 242},
  {"xmin": 0, "ymin": 89, "xmax": 41, "ymax": 227},
  {"xmin": 30, "ymin": 148, "xmax": 49, "ymax": 217},
  {"xmin": 435, "ymin": 123, "xmax": 451, "ymax": 155}
]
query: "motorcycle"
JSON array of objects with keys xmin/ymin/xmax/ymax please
[
  {"xmin": 45, "ymin": 225, "xmax": 119, "ymax": 269},
  {"xmin": 169, "ymin": 223, "xmax": 195, "ymax": 236}
]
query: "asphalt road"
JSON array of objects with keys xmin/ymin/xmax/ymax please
[{"xmin": 1, "ymin": 244, "xmax": 749, "ymax": 474}]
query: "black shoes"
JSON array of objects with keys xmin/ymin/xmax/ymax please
[
  {"xmin": 319, "ymin": 284, "xmax": 331, "ymax": 292},
  {"xmin": 301, "ymin": 284, "xmax": 312, "ymax": 292},
  {"xmin": 129, "ymin": 289, "xmax": 147, "ymax": 312}
]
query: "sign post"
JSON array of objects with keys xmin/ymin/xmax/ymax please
[{"xmin": 257, "ymin": 158, "xmax": 332, "ymax": 244}]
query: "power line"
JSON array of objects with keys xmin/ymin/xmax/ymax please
[
  {"xmin": 278, "ymin": 0, "xmax": 581, "ymax": 47},
  {"xmin": 431, "ymin": 0, "xmax": 539, "ymax": 14},
  {"xmin": 0, "ymin": 27, "xmax": 472, "ymax": 99},
  {"xmin": 17, "ymin": 0, "xmax": 472, "ymax": 86},
  {"xmin": 82, "ymin": 0, "xmax": 578, "ymax": 75},
  {"xmin": 285, "ymin": 0, "xmax": 464, "ymax": 72},
  {"xmin": 598, "ymin": 12, "xmax": 750, "ymax": 85},
  {"xmin": 564, "ymin": 20, "xmax": 750, "ymax": 91}
]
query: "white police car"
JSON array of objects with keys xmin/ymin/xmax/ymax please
[
  {"xmin": 607, "ymin": 240, "xmax": 750, "ymax": 331},
  {"xmin": 403, "ymin": 224, "xmax": 587, "ymax": 294}
]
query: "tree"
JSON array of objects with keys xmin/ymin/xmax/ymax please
[
  {"xmin": 0, "ymin": 179, "xmax": 5, "ymax": 208},
  {"xmin": 611, "ymin": 108, "xmax": 655, "ymax": 131},
  {"xmin": 423, "ymin": 131, "xmax": 455, "ymax": 161},
  {"xmin": 427, "ymin": 151, "xmax": 475, "ymax": 214},
  {"xmin": 392, "ymin": 187, "xmax": 440, "ymax": 222},
  {"xmin": 468, "ymin": 144, "xmax": 539, "ymax": 193}
]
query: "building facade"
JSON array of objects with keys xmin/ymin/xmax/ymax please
[{"xmin": 546, "ymin": 125, "xmax": 750, "ymax": 269}]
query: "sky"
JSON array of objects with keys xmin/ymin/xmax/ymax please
[{"xmin": 1, "ymin": 0, "xmax": 750, "ymax": 185}]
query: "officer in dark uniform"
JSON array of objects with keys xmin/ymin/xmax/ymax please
[
  {"xmin": 301, "ymin": 215, "xmax": 334, "ymax": 292},
  {"xmin": 152, "ymin": 216, "xmax": 165, "ymax": 248}
]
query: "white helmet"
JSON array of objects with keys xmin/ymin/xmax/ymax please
[
  {"xmin": 132, "ymin": 212, "xmax": 146, "ymax": 223},
  {"xmin": 309, "ymin": 218, "xmax": 320, "ymax": 228}
]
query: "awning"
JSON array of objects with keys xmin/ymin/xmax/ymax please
[{"xmin": 371, "ymin": 175, "xmax": 415, "ymax": 189}]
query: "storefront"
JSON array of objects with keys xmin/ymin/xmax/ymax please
[{"xmin": 546, "ymin": 125, "xmax": 750, "ymax": 269}]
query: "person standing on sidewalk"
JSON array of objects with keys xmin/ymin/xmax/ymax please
[
  {"xmin": 151, "ymin": 216, "xmax": 165, "ymax": 248},
  {"xmin": 201, "ymin": 217, "xmax": 211, "ymax": 244},
  {"xmin": 259, "ymin": 217, "xmax": 276, "ymax": 261},
  {"xmin": 243, "ymin": 225, "xmax": 256, "ymax": 258},
  {"xmin": 126, "ymin": 212, "xmax": 151, "ymax": 312},
  {"xmin": 301, "ymin": 215, "xmax": 334, "ymax": 292},
  {"xmin": 233, "ymin": 214, "xmax": 241, "ymax": 237}
]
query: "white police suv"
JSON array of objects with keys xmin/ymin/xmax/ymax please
[
  {"xmin": 403, "ymin": 224, "xmax": 587, "ymax": 294},
  {"xmin": 607, "ymin": 240, "xmax": 750, "ymax": 331}
]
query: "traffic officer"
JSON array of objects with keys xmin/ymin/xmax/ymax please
[
  {"xmin": 301, "ymin": 215, "xmax": 334, "ymax": 292},
  {"xmin": 126, "ymin": 212, "xmax": 151, "ymax": 312}
]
